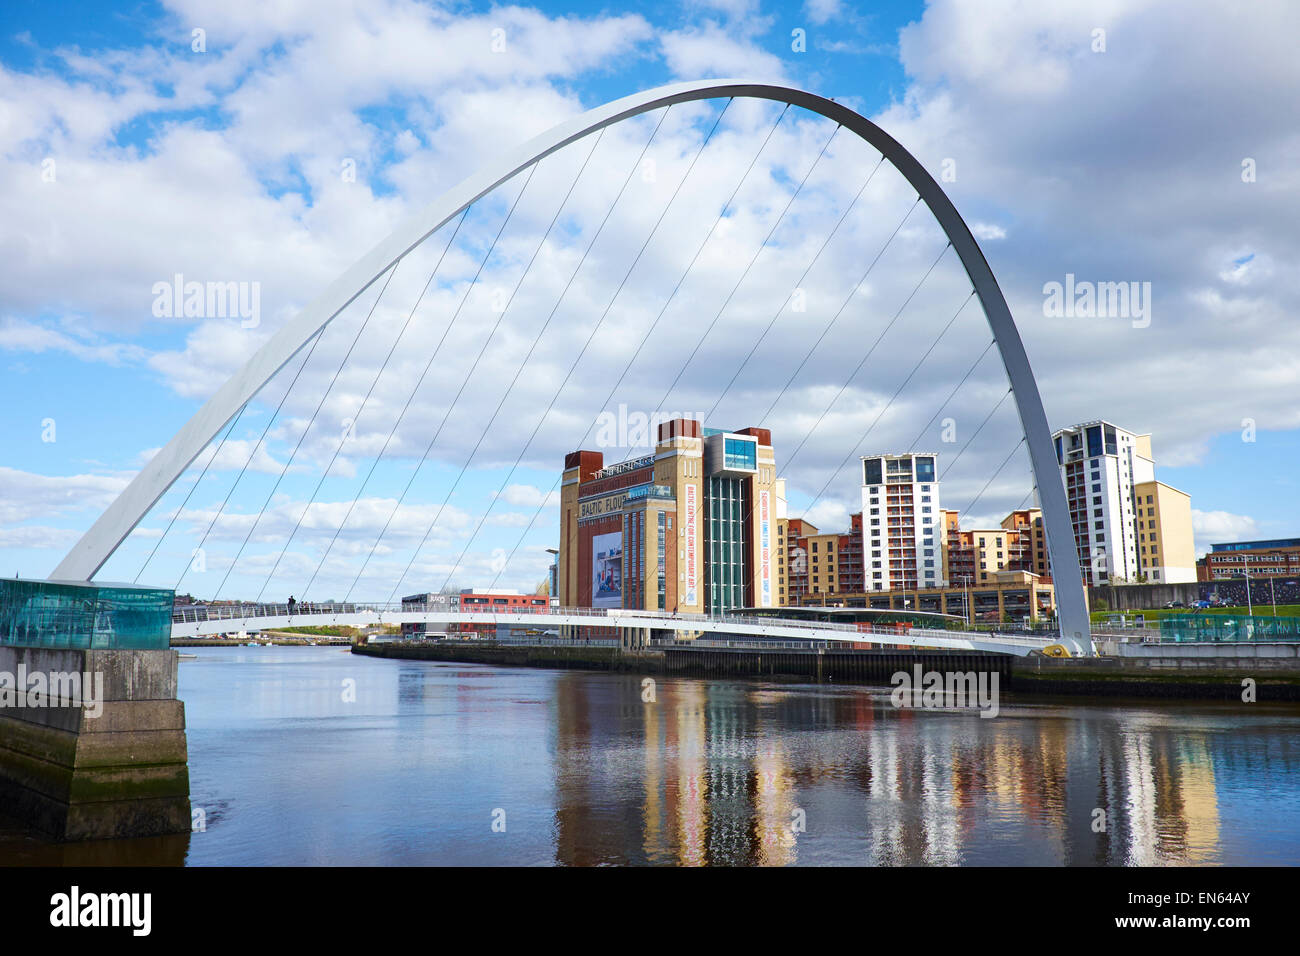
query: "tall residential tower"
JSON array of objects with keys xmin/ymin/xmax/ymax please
[
  {"xmin": 1052, "ymin": 420, "xmax": 1195, "ymax": 585},
  {"xmin": 860, "ymin": 453, "xmax": 942, "ymax": 591}
]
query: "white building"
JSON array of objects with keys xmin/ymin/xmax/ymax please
[
  {"xmin": 860, "ymin": 453, "xmax": 942, "ymax": 591},
  {"xmin": 1052, "ymin": 421, "xmax": 1196, "ymax": 586}
]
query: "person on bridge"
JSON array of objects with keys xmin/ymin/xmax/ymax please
[{"xmin": 288, "ymin": 595, "xmax": 296, "ymax": 615}]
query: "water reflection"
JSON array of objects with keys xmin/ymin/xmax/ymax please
[
  {"xmin": 1, "ymin": 647, "xmax": 1295, "ymax": 866},
  {"xmin": 548, "ymin": 672, "xmax": 1297, "ymax": 866}
]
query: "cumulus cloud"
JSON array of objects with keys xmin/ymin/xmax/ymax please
[
  {"xmin": 4, "ymin": 0, "xmax": 1298, "ymax": 599},
  {"xmin": 1192, "ymin": 509, "xmax": 1260, "ymax": 554}
]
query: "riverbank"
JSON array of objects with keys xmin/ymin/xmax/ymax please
[
  {"xmin": 172, "ymin": 633, "xmax": 352, "ymax": 647},
  {"xmin": 353, "ymin": 641, "xmax": 1300, "ymax": 701}
]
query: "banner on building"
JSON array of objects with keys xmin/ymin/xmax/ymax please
[
  {"xmin": 684, "ymin": 483, "xmax": 697, "ymax": 606},
  {"xmin": 591, "ymin": 531, "xmax": 623, "ymax": 609},
  {"xmin": 759, "ymin": 489, "xmax": 772, "ymax": 607}
]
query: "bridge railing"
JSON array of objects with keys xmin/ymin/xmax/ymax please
[
  {"xmin": 170, "ymin": 602, "xmax": 1050, "ymax": 647},
  {"xmin": 172, "ymin": 601, "xmax": 868, "ymax": 634}
]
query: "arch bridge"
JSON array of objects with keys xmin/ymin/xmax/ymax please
[{"xmin": 51, "ymin": 80, "xmax": 1093, "ymax": 656}]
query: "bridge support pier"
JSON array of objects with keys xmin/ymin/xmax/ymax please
[
  {"xmin": 0, "ymin": 646, "xmax": 191, "ymax": 841},
  {"xmin": 620, "ymin": 627, "xmax": 652, "ymax": 651}
]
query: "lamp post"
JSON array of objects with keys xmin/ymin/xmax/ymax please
[
  {"xmin": 959, "ymin": 574, "xmax": 972, "ymax": 629},
  {"xmin": 1242, "ymin": 556, "xmax": 1253, "ymax": 617},
  {"xmin": 544, "ymin": 547, "xmax": 561, "ymax": 642}
]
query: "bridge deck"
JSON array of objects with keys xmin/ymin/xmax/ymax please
[{"xmin": 172, "ymin": 603, "xmax": 1055, "ymax": 656}]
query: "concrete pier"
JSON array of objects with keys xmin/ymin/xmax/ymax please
[{"xmin": 0, "ymin": 646, "xmax": 190, "ymax": 841}]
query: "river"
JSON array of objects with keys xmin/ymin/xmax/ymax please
[{"xmin": 2, "ymin": 645, "xmax": 1298, "ymax": 865}]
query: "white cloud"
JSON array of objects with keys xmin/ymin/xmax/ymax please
[
  {"xmin": 6, "ymin": 0, "xmax": 1300, "ymax": 600},
  {"xmin": 804, "ymin": 0, "xmax": 844, "ymax": 26},
  {"xmin": 1192, "ymin": 509, "xmax": 1259, "ymax": 553},
  {"xmin": 495, "ymin": 484, "xmax": 560, "ymax": 509}
]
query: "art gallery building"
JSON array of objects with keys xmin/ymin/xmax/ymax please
[{"xmin": 557, "ymin": 418, "xmax": 781, "ymax": 617}]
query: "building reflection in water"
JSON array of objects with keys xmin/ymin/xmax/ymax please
[{"xmin": 545, "ymin": 671, "xmax": 1279, "ymax": 866}]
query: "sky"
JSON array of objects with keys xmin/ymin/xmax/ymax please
[{"xmin": 1, "ymin": 0, "xmax": 1297, "ymax": 602}]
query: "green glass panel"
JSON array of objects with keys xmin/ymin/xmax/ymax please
[{"xmin": 0, "ymin": 578, "xmax": 174, "ymax": 650}]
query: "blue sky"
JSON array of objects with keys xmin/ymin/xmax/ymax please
[{"xmin": 1, "ymin": 0, "xmax": 1297, "ymax": 600}]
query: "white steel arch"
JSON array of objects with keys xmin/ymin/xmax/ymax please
[{"xmin": 53, "ymin": 79, "xmax": 1092, "ymax": 654}]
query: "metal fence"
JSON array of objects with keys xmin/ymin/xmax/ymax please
[{"xmin": 1155, "ymin": 613, "xmax": 1300, "ymax": 643}]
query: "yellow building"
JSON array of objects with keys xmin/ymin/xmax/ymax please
[
  {"xmin": 559, "ymin": 419, "xmax": 781, "ymax": 616},
  {"xmin": 1133, "ymin": 480, "xmax": 1196, "ymax": 583}
]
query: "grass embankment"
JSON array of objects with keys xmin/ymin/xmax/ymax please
[
  {"xmin": 1091, "ymin": 605, "xmax": 1300, "ymax": 623},
  {"xmin": 273, "ymin": 624, "xmax": 400, "ymax": 637}
]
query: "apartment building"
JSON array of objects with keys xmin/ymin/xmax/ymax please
[
  {"xmin": 860, "ymin": 453, "xmax": 942, "ymax": 591},
  {"xmin": 1052, "ymin": 420, "xmax": 1195, "ymax": 585}
]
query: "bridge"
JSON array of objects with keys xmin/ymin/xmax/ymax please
[
  {"xmin": 171, "ymin": 601, "xmax": 1056, "ymax": 656},
  {"xmin": 41, "ymin": 79, "xmax": 1094, "ymax": 656}
]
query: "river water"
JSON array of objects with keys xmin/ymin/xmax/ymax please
[{"xmin": 2, "ymin": 645, "xmax": 1298, "ymax": 865}]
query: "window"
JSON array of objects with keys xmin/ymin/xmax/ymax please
[{"xmin": 723, "ymin": 437, "xmax": 757, "ymax": 471}]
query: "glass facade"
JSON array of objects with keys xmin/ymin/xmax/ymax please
[
  {"xmin": 706, "ymin": 476, "xmax": 749, "ymax": 613},
  {"xmin": 656, "ymin": 511, "xmax": 666, "ymax": 610},
  {"xmin": 0, "ymin": 578, "xmax": 174, "ymax": 650},
  {"xmin": 1157, "ymin": 614, "xmax": 1299, "ymax": 642},
  {"xmin": 723, "ymin": 438, "xmax": 757, "ymax": 471},
  {"xmin": 1087, "ymin": 425, "xmax": 1103, "ymax": 458}
]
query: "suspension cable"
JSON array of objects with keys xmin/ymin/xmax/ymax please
[
  {"xmin": 484, "ymin": 109, "xmax": 839, "ymax": 590},
  {"xmin": 751, "ymin": 197, "xmax": 923, "ymax": 429},
  {"xmin": 341, "ymin": 153, "xmax": 572, "ymax": 603},
  {"xmin": 647, "ymin": 123, "xmax": 842, "ymax": 421},
  {"xmin": 939, "ymin": 387, "xmax": 1013, "ymax": 482},
  {"xmin": 903, "ymin": 338, "xmax": 997, "ymax": 452},
  {"xmin": 211, "ymin": 261, "xmax": 401, "ymax": 601},
  {"xmin": 174, "ymin": 330, "xmax": 325, "ymax": 592},
  {"xmin": 297, "ymin": 205, "xmax": 474, "ymax": 597},
  {"xmin": 374, "ymin": 110, "xmax": 678, "ymax": 603},
  {"xmin": 137, "ymin": 401, "xmax": 247, "ymax": 584},
  {"xmin": 436, "ymin": 103, "xmax": 754, "ymax": 594},
  {"xmin": 692, "ymin": 154, "xmax": 890, "ymax": 426},
  {"xmin": 960, "ymin": 437, "xmax": 1027, "ymax": 521}
]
